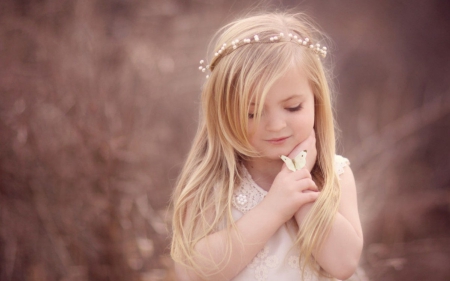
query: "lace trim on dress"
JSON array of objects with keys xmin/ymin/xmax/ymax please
[
  {"xmin": 287, "ymin": 255, "xmax": 300, "ymax": 269},
  {"xmin": 232, "ymin": 167, "xmax": 267, "ymax": 214},
  {"xmin": 287, "ymin": 255, "xmax": 316, "ymax": 280},
  {"xmin": 335, "ymin": 155, "xmax": 350, "ymax": 178},
  {"xmin": 248, "ymin": 247, "xmax": 280, "ymax": 281}
]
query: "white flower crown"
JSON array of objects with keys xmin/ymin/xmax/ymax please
[{"xmin": 198, "ymin": 32, "xmax": 327, "ymax": 78}]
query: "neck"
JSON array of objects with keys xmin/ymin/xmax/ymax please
[{"xmin": 243, "ymin": 157, "xmax": 283, "ymax": 191}]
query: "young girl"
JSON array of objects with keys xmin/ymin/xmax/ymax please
[{"xmin": 171, "ymin": 12, "xmax": 363, "ymax": 281}]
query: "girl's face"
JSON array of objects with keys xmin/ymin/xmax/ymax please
[{"xmin": 247, "ymin": 64, "xmax": 315, "ymax": 160}]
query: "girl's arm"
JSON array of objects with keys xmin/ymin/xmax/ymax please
[
  {"xmin": 176, "ymin": 199, "xmax": 293, "ymax": 280},
  {"xmin": 176, "ymin": 167, "xmax": 320, "ymax": 281},
  {"xmin": 295, "ymin": 165, "xmax": 363, "ymax": 280}
]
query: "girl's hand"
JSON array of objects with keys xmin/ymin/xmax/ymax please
[
  {"xmin": 264, "ymin": 163, "xmax": 320, "ymax": 223},
  {"xmin": 289, "ymin": 130, "xmax": 317, "ymax": 172}
]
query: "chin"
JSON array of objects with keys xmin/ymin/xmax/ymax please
[
  {"xmin": 267, "ymin": 155, "xmax": 283, "ymax": 161},
  {"xmin": 257, "ymin": 146, "xmax": 294, "ymax": 161},
  {"xmin": 262, "ymin": 153, "xmax": 286, "ymax": 161}
]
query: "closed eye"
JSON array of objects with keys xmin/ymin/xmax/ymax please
[{"xmin": 286, "ymin": 104, "xmax": 302, "ymax": 112}]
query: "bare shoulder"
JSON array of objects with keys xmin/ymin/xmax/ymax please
[{"xmin": 174, "ymin": 262, "xmax": 201, "ymax": 281}]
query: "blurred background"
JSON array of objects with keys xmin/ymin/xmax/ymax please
[{"xmin": 1, "ymin": 0, "xmax": 449, "ymax": 280}]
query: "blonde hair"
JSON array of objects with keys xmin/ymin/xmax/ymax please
[{"xmin": 171, "ymin": 12, "xmax": 340, "ymax": 278}]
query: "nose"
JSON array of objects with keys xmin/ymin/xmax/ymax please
[{"xmin": 264, "ymin": 113, "xmax": 286, "ymax": 132}]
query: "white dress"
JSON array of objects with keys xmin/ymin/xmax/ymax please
[{"xmin": 230, "ymin": 155, "xmax": 350, "ymax": 281}]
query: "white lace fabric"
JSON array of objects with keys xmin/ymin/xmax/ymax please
[
  {"xmin": 335, "ymin": 155, "xmax": 350, "ymax": 178},
  {"xmin": 232, "ymin": 167, "xmax": 267, "ymax": 213},
  {"xmin": 230, "ymin": 155, "xmax": 350, "ymax": 281}
]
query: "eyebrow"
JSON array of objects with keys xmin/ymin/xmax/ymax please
[
  {"xmin": 281, "ymin": 94, "xmax": 303, "ymax": 102},
  {"xmin": 249, "ymin": 94, "xmax": 304, "ymax": 105}
]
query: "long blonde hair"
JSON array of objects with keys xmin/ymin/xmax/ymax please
[{"xmin": 171, "ymin": 12, "xmax": 340, "ymax": 277}]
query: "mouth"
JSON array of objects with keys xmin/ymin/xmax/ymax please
[{"xmin": 266, "ymin": 136, "xmax": 290, "ymax": 144}]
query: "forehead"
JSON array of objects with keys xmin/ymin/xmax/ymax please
[{"xmin": 250, "ymin": 63, "xmax": 313, "ymax": 105}]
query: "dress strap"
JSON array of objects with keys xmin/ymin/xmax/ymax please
[{"xmin": 335, "ymin": 155, "xmax": 350, "ymax": 178}]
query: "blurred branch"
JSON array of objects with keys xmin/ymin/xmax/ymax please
[
  {"xmin": 365, "ymin": 238, "xmax": 450, "ymax": 279},
  {"xmin": 135, "ymin": 195, "xmax": 168, "ymax": 236},
  {"xmin": 349, "ymin": 94, "xmax": 450, "ymax": 169},
  {"xmin": 31, "ymin": 181, "xmax": 72, "ymax": 274},
  {"xmin": 1, "ymin": 227, "xmax": 17, "ymax": 281}
]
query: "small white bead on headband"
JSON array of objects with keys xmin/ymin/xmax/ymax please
[{"xmin": 198, "ymin": 32, "xmax": 327, "ymax": 78}]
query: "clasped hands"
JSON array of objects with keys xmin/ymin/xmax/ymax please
[{"xmin": 264, "ymin": 130, "xmax": 319, "ymax": 223}]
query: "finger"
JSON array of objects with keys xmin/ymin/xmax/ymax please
[
  {"xmin": 303, "ymin": 186, "xmax": 319, "ymax": 192},
  {"xmin": 291, "ymin": 168, "xmax": 311, "ymax": 180},
  {"xmin": 296, "ymin": 178, "xmax": 317, "ymax": 192},
  {"xmin": 279, "ymin": 156, "xmax": 295, "ymax": 173},
  {"xmin": 301, "ymin": 191, "xmax": 320, "ymax": 204}
]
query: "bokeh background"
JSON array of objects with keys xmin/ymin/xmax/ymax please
[{"xmin": 1, "ymin": 0, "xmax": 450, "ymax": 280}]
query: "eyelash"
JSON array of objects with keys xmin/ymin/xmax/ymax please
[
  {"xmin": 287, "ymin": 104, "xmax": 303, "ymax": 112},
  {"xmin": 248, "ymin": 104, "xmax": 302, "ymax": 119}
]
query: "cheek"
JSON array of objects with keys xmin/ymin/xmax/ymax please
[
  {"xmin": 307, "ymin": 111, "xmax": 315, "ymax": 131},
  {"xmin": 306, "ymin": 103, "xmax": 315, "ymax": 127},
  {"xmin": 247, "ymin": 123, "xmax": 259, "ymax": 145},
  {"xmin": 294, "ymin": 110, "xmax": 315, "ymax": 137}
]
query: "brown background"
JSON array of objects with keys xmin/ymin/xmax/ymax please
[{"xmin": 1, "ymin": 0, "xmax": 450, "ymax": 280}]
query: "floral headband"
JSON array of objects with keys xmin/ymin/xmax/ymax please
[{"xmin": 198, "ymin": 32, "xmax": 327, "ymax": 78}]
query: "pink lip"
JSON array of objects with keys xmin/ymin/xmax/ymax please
[{"xmin": 266, "ymin": 136, "xmax": 290, "ymax": 144}]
